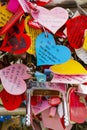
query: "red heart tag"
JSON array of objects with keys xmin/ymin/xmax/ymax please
[
  {"xmin": 68, "ymin": 87, "xmax": 87, "ymax": 123},
  {"xmin": 67, "ymin": 15, "xmax": 87, "ymax": 48},
  {"xmin": 48, "ymin": 96, "xmax": 61, "ymax": 106},
  {"xmin": 0, "ymin": 89, "xmax": 25, "ymax": 110},
  {"xmin": 1, "ymin": 33, "xmax": 31, "ymax": 54}
]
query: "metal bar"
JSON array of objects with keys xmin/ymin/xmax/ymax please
[{"xmin": 0, "ymin": 106, "xmax": 26, "ymax": 116}]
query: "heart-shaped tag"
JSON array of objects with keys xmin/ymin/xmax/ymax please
[
  {"xmin": 51, "ymin": 73, "xmax": 87, "ymax": 84},
  {"xmin": 0, "ymin": 89, "xmax": 25, "ymax": 110},
  {"xmin": 25, "ymin": 16, "xmax": 41, "ymax": 55},
  {"xmin": 0, "ymin": 4, "xmax": 13, "ymax": 27},
  {"xmin": 1, "ymin": 33, "xmax": 31, "ymax": 54},
  {"xmin": 67, "ymin": 15, "xmax": 87, "ymax": 48},
  {"xmin": 36, "ymin": 32, "xmax": 71, "ymax": 66},
  {"xmin": 68, "ymin": 87, "xmax": 87, "ymax": 123},
  {"xmin": 31, "ymin": 6, "xmax": 68, "ymax": 34},
  {"xmin": 0, "ymin": 64, "xmax": 31, "ymax": 95},
  {"xmin": 50, "ymin": 59, "xmax": 87, "ymax": 75},
  {"xmin": 7, "ymin": 0, "xmax": 20, "ymax": 13}
]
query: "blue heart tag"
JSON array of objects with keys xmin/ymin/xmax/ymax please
[{"xmin": 36, "ymin": 32, "xmax": 71, "ymax": 66}]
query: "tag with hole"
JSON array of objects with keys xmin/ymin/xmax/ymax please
[
  {"xmin": 0, "ymin": 64, "xmax": 31, "ymax": 95},
  {"xmin": 0, "ymin": 4, "xmax": 13, "ymax": 27},
  {"xmin": 25, "ymin": 16, "xmax": 41, "ymax": 55},
  {"xmin": 31, "ymin": 6, "xmax": 68, "ymax": 34},
  {"xmin": 36, "ymin": 32, "xmax": 71, "ymax": 66}
]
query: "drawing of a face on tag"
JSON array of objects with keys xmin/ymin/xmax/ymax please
[
  {"xmin": 0, "ymin": 4, "xmax": 13, "ymax": 27},
  {"xmin": 36, "ymin": 32, "xmax": 71, "ymax": 66},
  {"xmin": 0, "ymin": 64, "xmax": 31, "ymax": 95},
  {"xmin": 25, "ymin": 16, "xmax": 41, "ymax": 55}
]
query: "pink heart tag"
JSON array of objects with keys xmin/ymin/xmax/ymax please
[
  {"xmin": 0, "ymin": 64, "xmax": 31, "ymax": 95},
  {"xmin": 7, "ymin": 0, "xmax": 20, "ymax": 13},
  {"xmin": 31, "ymin": 6, "xmax": 68, "ymax": 34},
  {"xmin": 42, "ymin": 108, "xmax": 72, "ymax": 130}
]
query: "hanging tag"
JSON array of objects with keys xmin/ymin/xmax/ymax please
[
  {"xmin": 67, "ymin": 15, "xmax": 87, "ymax": 48},
  {"xmin": 0, "ymin": 64, "xmax": 31, "ymax": 95},
  {"xmin": 25, "ymin": 16, "xmax": 41, "ymax": 55},
  {"xmin": 0, "ymin": 4, "xmax": 13, "ymax": 27},
  {"xmin": 68, "ymin": 87, "xmax": 87, "ymax": 123},
  {"xmin": 7, "ymin": 0, "xmax": 20, "ymax": 13},
  {"xmin": 36, "ymin": 32, "xmax": 71, "ymax": 66},
  {"xmin": 51, "ymin": 73, "xmax": 87, "ymax": 84},
  {"xmin": 1, "ymin": 33, "xmax": 31, "ymax": 54},
  {"xmin": 31, "ymin": 6, "xmax": 68, "ymax": 34},
  {"xmin": 42, "ymin": 108, "xmax": 72, "ymax": 130},
  {"xmin": 0, "ymin": 89, "xmax": 25, "ymax": 110},
  {"xmin": 75, "ymin": 47, "xmax": 87, "ymax": 64},
  {"xmin": 50, "ymin": 59, "xmax": 87, "ymax": 75}
]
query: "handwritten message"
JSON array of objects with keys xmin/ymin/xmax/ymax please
[
  {"xmin": 0, "ymin": 64, "xmax": 30, "ymax": 95},
  {"xmin": 31, "ymin": 6, "xmax": 68, "ymax": 34},
  {"xmin": 51, "ymin": 74, "xmax": 87, "ymax": 84},
  {"xmin": 36, "ymin": 32, "xmax": 71, "ymax": 66},
  {"xmin": 0, "ymin": 5, "xmax": 13, "ymax": 27}
]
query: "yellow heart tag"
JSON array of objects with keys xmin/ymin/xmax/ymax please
[
  {"xmin": 82, "ymin": 30, "xmax": 87, "ymax": 51},
  {"xmin": 25, "ymin": 16, "xmax": 41, "ymax": 55},
  {"xmin": 50, "ymin": 59, "xmax": 87, "ymax": 75},
  {"xmin": 0, "ymin": 4, "xmax": 13, "ymax": 27}
]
